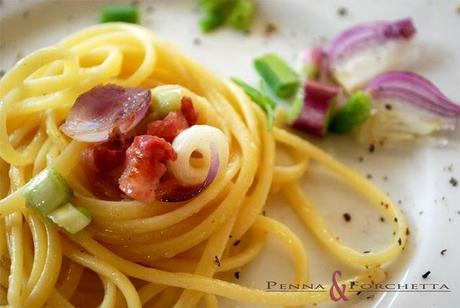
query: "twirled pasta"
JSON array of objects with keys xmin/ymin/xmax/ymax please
[{"xmin": 0, "ymin": 23, "xmax": 408, "ymax": 307}]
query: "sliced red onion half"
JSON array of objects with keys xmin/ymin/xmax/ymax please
[
  {"xmin": 158, "ymin": 143, "xmax": 219, "ymax": 203},
  {"xmin": 328, "ymin": 18, "xmax": 417, "ymax": 92},
  {"xmin": 292, "ymin": 80, "xmax": 340, "ymax": 136},
  {"xmin": 365, "ymin": 71, "xmax": 460, "ymax": 118},
  {"xmin": 61, "ymin": 84, "xmax": 151, "ymax": 142}
]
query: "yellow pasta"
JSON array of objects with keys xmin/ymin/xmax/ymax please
[{"xmin": 0, "ymin": 23, "xmax": 408, "ymax": 307}]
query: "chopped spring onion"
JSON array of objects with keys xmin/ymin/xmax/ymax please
[
  {"xmin": 254, "ymin": 53, "xmax": 300, "ymax": 99},
  {"xmin": 291, "ymin": 80, "xmax": 339, "ymax": 136},
  {"xmin": 200, "ymin": 12, "xmax": 227, "ymax": 32},
  {"xmin": 227, "ymin": 0, "xmax": 256, "ymax": 31},
  {"xmin": 288, "ymin": 86, "xmax": 305, "ymax": 122},
  {"xmin": 22, "ymin": 168, "xmax": 73, "ymax": 216},
  {"xmin": 199, "ymin": 0, "xmax": 233, "ymax": 32},
  {"xmin": 198, "ymin": 0, "xmax": 256, "ymax": 32},
  {"xmin": 232, "ymin": 78, "xmax": 275, "ymax": 129},
  {"xmin": 329, "ymin": 91, "xmax": 373, "ymax": 133},
  {"xmin": 48, "ymin": 203, "xmax": 93, "ymax": 234},
  {"xmin": 151, "ymin": 85, "xmax": 184, "ymax": 118},
  {"xmin": 100, "ymin": 4, "xmax": 139, "ymax": 24}
]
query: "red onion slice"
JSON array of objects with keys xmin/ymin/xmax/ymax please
[
  {"xmin": 328, "ymin": 18, "xmax": 416, "ymax": 65},
  {"xmin": 61, "ymin": 84, "xmax": 151, "ymax": 142},
  {"xmin": 158, "ymin": 143, "xmax": 219, "ymax": 203},
  {"xmin": 365, "ymin": 71, "xmax": 460, "ymax": 118},
  {"xmin": 292, "ymin": 80, "xmax": 339, "ymax": 136}
]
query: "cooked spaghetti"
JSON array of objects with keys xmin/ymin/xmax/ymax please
[{"xmin": 0, "ymin": 23, "xmax": 408, "ymax": 307}]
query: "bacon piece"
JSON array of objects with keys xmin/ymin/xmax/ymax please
[
  {"xmin": 180, "ymin": 97, "xmax": 198, "ymax": 125},
  {"xmin": 80, "ymin": 138, "xmax": 132, "ymax": 200},
  {"xmin": 146, "ymin": 97, "xmax": 198, "ymax": 142},
  {"xmin": 146, "ymin": 112, "xmax": 189, "ymax": 143},
  {"xmin": 81, "ymin": 139, "xmax": 129, "ymax": 173},
  {"xmin": 119, "ymin": 135, "xmax": 177, "ymax": 203},
  {"xmin": 61, "ymin": 84, "xmax": 151, "ymax": 142}
]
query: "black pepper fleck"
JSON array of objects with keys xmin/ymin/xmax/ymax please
[
  {"xmin": 233, "ymin": 240, "xmax": 241, "ymax": 246},
  {"xmin": 394, "ymin": 217, "xmax": 398, "ymax": 222},
  {"xmin": 441, "ymin": 249, "xmax": 447, "ymax": 255},
  {"xmin": 264, "ymin": 23, "xmax": 278, "ymax": 36},
  {"xmin": 0, "ymin": 69, "xmax": 5, "ymax": 78},
  {"xmin": 357, "ymin": 291, "xmax": 362, "ymax": 296},
  {"xmin": 422, "ymin": 271, "xmax": 431, "ymax": 279},
  {"xmin": 193, "ymin": 38, "xmax": 202, "ymax": 45},
  {"xmin": 214, "ymin": 256, "xmax": 221, "ymax": 267},
  {"xmin": 366, "ymin": 295, "xmax": 375, "ymax": 300},
  {"xmin": 449, "ymin": 177, "xmax": 458, "ymax": 187},
  {"xmin": 383, "ymin": 176, "xmax": 388, "ymax": 181},
  {"xmin": 234, "ymin": 271, "xmax": 240, "ymax": 279},
  {"xmin": 398, "ymin": 200, "xmax": 402, "ymax": 204},
  {"xmin": 343, "ymin": 213, "xmax": 351, "ymax": 222},
  {"xmin": 358, "ymin": 156, "xmax": 364, "ymax": 162},
  {"xmin": 380, "ymin": 216, "xmax": 385, "ymax": 222},
  {"xmin": 337, "ymin": 7, "xmax": 348, "ymax": 16},
  {"xmin": 398, "ymin": 238, "xmax": 402, "ymax": 246},
  {"xmin": 366, "ymin": 174, "xmax": 373, "ymax": 179},
  {"xmin": 406, "ymin": 228, "xmax": 410, "ymax": 236},
  {"xmin": 368, "ymin": 144, "xmax": 375, "ymax": 153},
  {"xmin": 419, "ymin": 211, "xmax": 424, "ymax": 215},
  {"xmin": 385, "ymin": 104, "xmax": 393, "ymax": 110},
  {"xmin": 363, "ymin": 250, "xmax": 370, "ymax": 254},
  {"xmin": 262, "ymin": 210, "xmax": 267, "ymax": 216}
]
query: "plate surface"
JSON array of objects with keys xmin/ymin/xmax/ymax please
[{"xmin": 1, "ymin": 0, "xmax": 460, "ymax": 307}]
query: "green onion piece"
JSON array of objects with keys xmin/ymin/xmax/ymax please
[
  {"xmin": 22, "ymin": 168, "xmax": 73, "ymax": 216},
  {"xmin": 329, "ymin": 91, "xmax": 373, "ymax": 133},
  {"xmin": 151, "ymin": 85, "xmax": 184, "ymax": 118},
  {"xmin": 254, "ymin": 53, "xmax": 300, "ymax": 99},
  {"xmin": 227, "ymin": 0, "xmax": 255, "ymax": 31},
  {"xmin": 199, "ymin": 0, "xmax": 232, "ymax": 13},
  {"xmin": 288, "ymin": 86, "xmax": 305, "ymax": 122},
  {"xmin": 232, "ymin": 78, "xmax": 274, "ymax": 130},
  {"xmin": 48, "ymin": 203, "xmax": 93, "ymax": 234},
  {"xmin": 199, "ymin": 13, "xmax": 227, "ymax": 32},
  {"xmin": 199, "ymin": 0, "xmax": 234, "ymax": 32},
  {"xmin": 100, "ymin": 4, "xmax": 139, "ymax": 24},
  {"xmin": 303, "ymin": 64, "xmax": 319, "ymax": 80}
]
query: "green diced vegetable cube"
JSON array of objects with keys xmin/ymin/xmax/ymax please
[
  {"xmin": 227, "ymin": 0, "xmax": 256, "ymax": 31},
  {"xmin": 254, "ymin": 53, "xmax": 300, "ymax": 99},
  {"xmin": 48, "ymin": 203, "xmax": 92, "ymax": 234},
  {"xmin": 100, "ymin": 4, "xmax": 139, "ymax": 24},
  {"xmin": 22, "ymin": 168, "xmax": 73, "ymax": 216},
  {"xmin": 329, "ymin": 91, "xmax": 373, "ymax": 133}
]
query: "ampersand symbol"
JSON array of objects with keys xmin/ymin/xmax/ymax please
[{"xmin": 329, "ymin": 270, "xmax": 349, "ymax": 302}]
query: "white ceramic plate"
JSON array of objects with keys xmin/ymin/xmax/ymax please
[{"xmin": 1, "ymin": 0, "xmax": 460, "ymax": 307}]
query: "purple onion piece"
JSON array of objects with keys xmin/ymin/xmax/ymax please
[
  {"xmin": 292, "ymin": 80, "xmax": 339, "ymax": 136},
  {"xmin": 365, "ymin": 71, "xmax": 460, "ymax": 118},
  {"xmin": 328, "ymin": 18, "xmax": 416, "ymax": 65},
  {"xmin": 61, "ymin": 84, "xmax": 151, "ymax": 142},
  {"xmin": 159, "ymin": 143, "xmax": 220, "ymax": 203}
]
